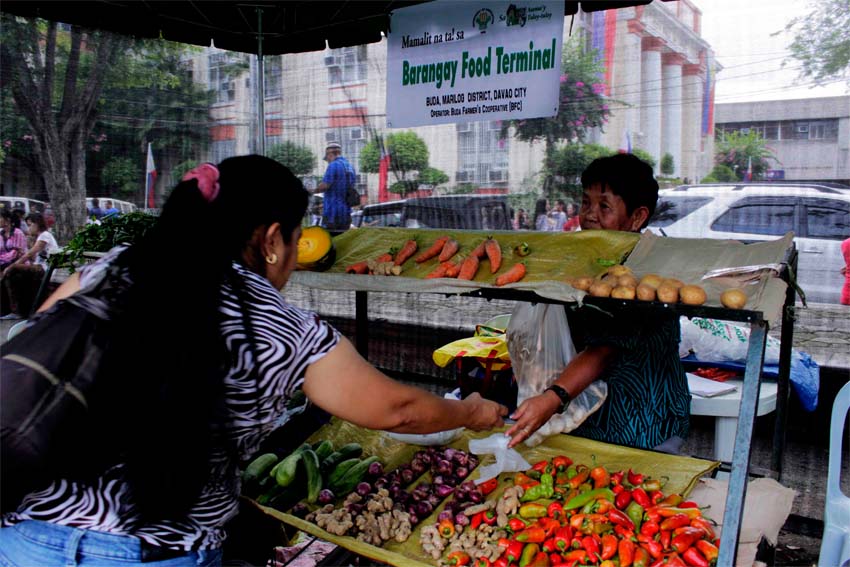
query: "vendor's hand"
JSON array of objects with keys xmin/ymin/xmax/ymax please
[
  {"xmin": 461, "ymin": 392, "xmax": 508, "ymax": 431},
  {"xmin": 505, "ymin": 393, "xmax": 560, "ymax": 448}
]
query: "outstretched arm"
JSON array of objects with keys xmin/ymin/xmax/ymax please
[{"xmin": 304, "ymin": 336, "xmax": 508, "ymax": 433}]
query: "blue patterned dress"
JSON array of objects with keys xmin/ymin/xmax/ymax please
[{"xmin": 569, "ymin": 307, "xmax": 691, "ymax": 450}]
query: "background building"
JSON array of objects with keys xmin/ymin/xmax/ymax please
[{"xmin": 715, "ymin": 96, "xmax": 850, "ymax": 185}]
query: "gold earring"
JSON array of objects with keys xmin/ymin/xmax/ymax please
[{"xmin": 265, "ymin": 253, "xmax": 278, "ymax": 265}]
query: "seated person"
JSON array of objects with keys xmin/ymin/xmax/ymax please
[
  {"xmin": 508, "ymin": 154, "xmax": 690, "ymax": 453},
  {"xmin": 1, "ymin": 213, "xmax": 59, "ymax": 319}
]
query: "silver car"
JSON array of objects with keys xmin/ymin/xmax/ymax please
[{"xmin": 648, "ymin": 183, "xmax": 850, "ymax": 304}]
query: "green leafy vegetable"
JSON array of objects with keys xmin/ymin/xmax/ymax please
[{"xmin": 50, "ymin": 212, "xmax": 158, "ymax": 271}]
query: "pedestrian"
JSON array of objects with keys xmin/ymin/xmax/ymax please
[
  {"xmin": 0, "ymin": 209, "xmax": 27, "ymax": 271},
  {"xmin": 549, "ymin": 200, "xmax": 567, "ymax": 231},
  {"xmin": 0, "ymin": 213, "xmax": 59, "ymax": 319},
  {"xmin": 534, "ymin": 198, "xmax": 552, "ymax": 231},
  {"xmin": 316, "ymin": 142, "xmax": 356, "ymax": 234},
  {"xmin": 0, "ymin": 155, "xmax": 507, "ymax": 566},
  {"xmin": 563, "ymin": 202, "xmax": 580, "ymax": 231},
  {"xmin": 88, "ymin": 198, "xmax": 105, "ymax": 220},
  {"xmin": 841, "ymin": 236, "xmax": 850, "ymax": 306},
  {"xmin": 103, "ymin": 200, "xmax": 120, "ymax": 218}
]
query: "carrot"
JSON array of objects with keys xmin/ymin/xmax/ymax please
[
  {"xmin": 425, "ymin": 264, "xmax": 449, "ymax": 279},
  {"xmin": 345, "ymin": 261, "xmax": 369, "ymax": 274},
  {"xmin": 394, "ymin": 239, "xmax": 418, "ymax": 266},
  {"xmin": 443, "ymin": 261, "xmax": 461, "ymax": 278},
  {"xmin": 415, "ymin": 236, "xmax": 449, "ymax": 263},
  {"xmin": 485, "ymin": 237, "xmax": 502, "ymax": 273},
  {"xmin": 374, "ymin": 253, "xmax": 393, "ymax": 263},
  {"xmin": 438, "ymin": 239, "xmax": 460, "ymax": 262},
  {"xmin": 458, "ymin": 255, "xmax": 480, "ymax": 280},
  {"xmin": 495, "ymin": 263, "xmax": 526, "ymax": 286},
  {"xmin": 471, "ymin": 240, "xmax": 487, "ymax": 259}
]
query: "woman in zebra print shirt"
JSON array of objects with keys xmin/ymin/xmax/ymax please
[
  {"xmin": 0, "ymin": 156, "xmax": 507, "ymax": 567},
  {"xmin": 507, "ymin": 154, "xmax": 690, "ymax": 452}
]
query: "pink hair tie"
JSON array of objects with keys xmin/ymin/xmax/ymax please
[{"xmin": 182, "ymin": 163, "xmax": 220, "ymax": 203}]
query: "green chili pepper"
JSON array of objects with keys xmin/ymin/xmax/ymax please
[
  {"xmin": 566, "ymin": 466, "xmax": 577, "ymax": 479},
  {"xmin": 519, "ymin": 502, "xmax": 549, "ymax": 519},
  {"xmin": 563, "ymin": 487, "xmax": 615, "ymax": 510},
  {"xmin": 540, "ymin": 473, "xmax": 554, "ymax": 498},
  {"xmin": 625, "ymin": 501, "xmax": 645, "ymax": 531},
  {"xmin": 526, "ymin": 469, "xmax": 542, "ymax": 480}
]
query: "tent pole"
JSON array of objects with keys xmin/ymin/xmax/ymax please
[{"xmin": 256, "ymin": 7, "xmax": 265, "ymax": 155}]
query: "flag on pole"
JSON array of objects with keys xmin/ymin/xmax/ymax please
[
  {"xmin": 744, "ymin": 156, "xmax": 753, "ymax": 182},
  {"xmin": 378, "ymin": 140, "xmax": 391, "ymax": 203},
  {"xmin": 145, "ymin": 143, "xmax": 157, "ymax": 209},
  {"xmin": 701, "ymin": 55, "xmax": 715, "ymax": 136},
  {"xmin": 618, "ymin": 130, "xmax": 632, "ymax": 154}
]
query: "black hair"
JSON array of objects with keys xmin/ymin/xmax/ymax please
[
  {"xmin": 101, "ymin": 155, "xmax": 308, "ymax": 520},
  {"xmin": 533, "ymin": 198, "xmax": 548, "ymax": 218},
  {"xmin": 581, "ymin": 153, "xmax": 659, "ymax": 226},
  {"xmin": 1, "ymin": 208, "xmax": 22, "ymax": 232},
  {"xmin": 25, "ymin": 212, "xmax": 47, "ymax": 232}
]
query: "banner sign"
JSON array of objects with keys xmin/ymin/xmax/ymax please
[{"xmin": 387, "ymin": 1, "xmax": 564, "ymax": 128}]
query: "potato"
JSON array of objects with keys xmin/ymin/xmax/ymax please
[
  {"xmin": 571, "ymin": 276, "xmax": 594, "ymax": 291},
  {"xmin": 661, "ymin": 278, "xmax": 685, "ymax": 289},
  {"xmin": 656, "ymin": 284, "xmax": 679, "ymax": 303},
  {"xmin": 680, "ymin": 284, "xmax": 707, "ymax": 306},
  {"xmin": 636, "ymin": 283, "xmax": 657, "ymax": 301},
  {"xmin": 617, "ymin": 274, "xmax": 639, "ymax": 288},
  {"xmin": 639, "ymin": 274, "xmax": 663, "ymax": 288},
  {"xmin": 607, "ymin": 265, "xmax": 632, "ymax": 278},
  {"xmin": 589, "ymin": 281, "xmax": 613, "ymax": 298},
  {"xmin": 721, "ymin": 288, "xmax": 748, "ymax": 309},
  {"xmin": 611, "ymin": 285, "xmax": 636, "ymax": 300}
]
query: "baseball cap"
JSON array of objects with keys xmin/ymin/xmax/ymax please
[{"xmin": 326, "ymin": 142, "xmax": 342, "ymax": 150}]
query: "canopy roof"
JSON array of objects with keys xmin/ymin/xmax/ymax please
[{"xmin": 1, "ymin": 1, "xmax": 660, "ymax": 55}]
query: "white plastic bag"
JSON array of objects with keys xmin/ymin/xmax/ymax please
[
  {"xmin": 468, "ymin": 434, "xmax": 531, "ymax": 484},
  {"xmin": 507, "ymin": 303, "xmax": 608, "ymax": 447},
  {"xmin": 679, "ymin": 317, "xmax": 781, "ymax": 364}
]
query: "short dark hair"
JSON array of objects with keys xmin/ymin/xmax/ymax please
[
  {"xmin": 581, "ymin": 153, "xmax": 659, "ymax": 224},
  {"xmin": 25, "ymin": 212, "xmax": 48, "ymax": 232}
]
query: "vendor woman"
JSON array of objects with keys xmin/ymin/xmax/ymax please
[{"xmin": 507, "ymin": 154, "xmax": 690, "ymax": 452}]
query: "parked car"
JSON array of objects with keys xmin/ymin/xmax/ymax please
[
  {"xmin": 0, "ymin": 197, "xmax": 56, "ymax": 227},
  {"xmin": 357, "ymin": 195, "xmax": 512, "ymax": 231},
  {"xmin": 648, "ymin": 184, "xmax": 850, "ymax": 304}
]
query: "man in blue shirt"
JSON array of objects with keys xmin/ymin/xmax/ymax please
[{"xmin": 316, "ymin": 142, "xmax": 356, "ymax": 233}]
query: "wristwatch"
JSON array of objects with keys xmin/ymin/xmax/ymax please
[{"xmin": 544, "ymin": 384, "xmax": 572, "ymax": 413}]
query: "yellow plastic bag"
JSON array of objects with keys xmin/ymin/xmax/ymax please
[{"xmin": 432, "ymin": 334, "xmax": 511, "ymax": 371}]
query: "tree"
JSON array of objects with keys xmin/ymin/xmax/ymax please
[
  {"xmin": 101, "ymin": 157, "xmax": 141, "ymax": 198},
  {"xmin": 500, "ymin": 37, "xmax": 611, "ymax": 197},
  {"xmin": 780, "ymin": 0, "xmax": 850, "ymax": 85},
  {"xmin": 715, "ymin": 130, "xmax": 777, "ymax": 181},
  {"xmin": 267, "ymin": 141, "xmax": 316, "ymax": 176},
  {"xmin": 418, "ymin": 167, "xmax": 449, "ymax": 187},
  {"xmin": 701, "ymin": 164, "xmax": 737, "ymax": 183},
  {"xmin": 1, "ymin": 16, "xmax": 125, "ymax": 241},
  {"xmin": 631, "ymin": 148, "xmax": 657, "ymax": 170},
  {"xmin": 660, "ymin": 153, "xmax": 675, "ymax": 176},
  {"xmin": 361, "ymin": 131, "xmax": 429, "ymax": 196}
]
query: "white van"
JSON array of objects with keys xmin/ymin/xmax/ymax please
[{"xmin": 0, "ymin": 197, "xmax": 55, "ymax": 227}]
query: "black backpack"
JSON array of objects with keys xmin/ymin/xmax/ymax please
[{"xmin": 0, "ymin": 260, "xmax": 130, "ymax": 512}]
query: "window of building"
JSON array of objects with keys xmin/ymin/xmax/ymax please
[
  {"xmin": 264, "ymin": 57, "xmax": 282, "ymax": 98},
  {"xmin": 208, "ymin": 52, "xmax": 236, "ymax": 104},
  {"xmin": 456, "ymin": 121, "xmax": 509, "ymax": 184},
  {"xmin": 325, "ymin": 46, "xmax": 367, "ymax": 86},
  {"xmin": 211, "ymin": 140, "xmax": 237, "ymax": 163},
  {"xmin": 711, "ymin": 203, "xmax": 795, "ymax": 236}
]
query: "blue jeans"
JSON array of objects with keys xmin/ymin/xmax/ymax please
[{"xmin": 0, "ymin": 521, "xmax": 222, "ymax": 567}]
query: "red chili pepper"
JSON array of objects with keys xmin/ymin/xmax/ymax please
[
  {"xmin": 553, "ymin": 456, "xmax": 573, "ymax": 472},
  {"xmin": 516, "ymin": 528, "xmax": 547, "ymax": 543},
  {"xmin": 447, "ymin": 551, "xmax": 472, "ymax": 566},
  {"xmin": 505, "ymin": 540, "xmax": 525, "ymax": 563},
  {"xmin": 618, "ymin": 539, "xmax": 636, "ymax": 567},
  {"xmin": 569, "ymin": 514, "xmax": 586, "ymax": 531},
  {"xmin": 695, "ymin": 540, "xmax": 719, "ymax": 562},
  {"xmin": 470, "ymin": 512, "xmax": 484, "ymax": 530},
  {"xmin": 600, "ymin": 534, "xmax": 617, "ymax": 560},
  {"xmin": 650, "ymin": 491, "xmax": 665, "ymax": 506},
  {"xmin": 615, "ymin": 489, "xmax": 632, "ymax": 509},
  {"xmin": 527, "ymin": 551, "xmax": 550, "ymax": 567},
  {"xmin": 610, "ymin": 470, "xmax": 625, "ymax": 485},
  {"xmin": 653, "ymin": 506, "xmax": 703, "ymax": 519},
  {"xmin": 682, "ymin": 547, "xmax": 710, "ymax": 567},
  {"xmin": 568, "ymin": 466, "xmax": 590, "ymax": 490},
  {"xmin": 612, "ymin": 484, "xmax": 624, "ymax": 495},
  {"xmin": 678, "ymin": 501, "xmax": 699, "ymax": 509},
  {"xmin": 494, "ymin": 559, "xmax": 508, "ymax": 567},
  {"xmin": 641, "ymin": 479, "xmax": 664, "ymax": 492},
  {"xmin": 547, "ymin": 502, "xmax": 565, "ymax": 521},
  {"xmin": 645, "ymin": 507, "xmax": 661, "ymax": 524},
  {"xmin": 599, "ymin": 561, "xmax": 616, "ymax": 567},
  {"xmin": 482, "ymin": 510, "xmax": 498, "ymax": 526},
  {"xmin": 659, "ymin": 494, "xmax": 684, "ymax": 507},
  {"xmin": 660, "ymin": 530, "xmax": 672, "ymax": 551},
  {"xmin": 632, "ymin": 547, "xmax": 650, "ymax": 567},
  {"xmin": 554, "ymin": 526, "xmax": 573, "ymax": 551},
  {"xmin": 640, "ymin": 521, "xmax": 659, "ymax": 537},
  {"xmin": 581, "ymin": 535, "xmax": 600, "ymax": 559},
  {"xmin": 608, "ymin": 508, "xmax": 636, "ymax": 531},
  {"xmin": 541, "ymin": 538, "xmax": 558, "ymax": 554},
  {"xmin": 671, "ymin": 527, "xmax": 704, "ymax": 554},
  {"xmin": 479, "ymin": 478, "xmax": 499, "ymax": 496},
  {"xmin": 590, "ymin": 466, "xmax": 611, "ymax": 489},
  {"xmin": 476, "ymin": 558, "xmax": 492, "ymax": 567},
  {"xmin": 531, "ymin": 460, "xmax": 551, "ymax": 473},
  {"xmin": 627, "ymin": 469, "xmax": 645, "ymax": 486},
  {"xmin": 510, "ymin": 518, "xmax": 529, "ymax": 531},
  {"xmin": 661, "ymin": 514, "xmax": 692, "ymax": 531},
  {"xmin": 439, "ymin": 518, "xmax": 456, "ymax": 538},
  {"xmin": 632, "ymin": 488, "xmax": 651, "ymax": 508},
  {"xmin": 515, "ymin": 472, "xmax": 539, "ymax": 489},
  {"xmin": 614, "ymin": 525, "xmax": 634, "ymax": 539},
  {"xmin": 539, "ymin": 518, "xmax": 561, "ymax": 539},
  {"xmin": 666, "ymin": 554, "xmax": 687, "ymax": 567},
  {"xmin": 640, "ymin": 540, "xmax": 663, "ymax": 560},
  {"xmin": 563, "ymin": 550, "xmax": 587, "ymax": 563},
  {"xmin": 690, "ymin": 517, "xmax": 716, "ymax": 540},
  {"xmin": 550, "ymin": 552, "xmax": 563, "ymax": 566}
]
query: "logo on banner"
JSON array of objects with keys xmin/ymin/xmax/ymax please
[
  {"xmin": 473, "ymin": 9, "xmax": 495, "ymax": 32},
  {"xmin": 503, "ymin": 4, "xmax": 527, "ymax": 27}
]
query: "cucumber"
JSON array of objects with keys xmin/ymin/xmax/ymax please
[
  {"xmin": 329, "ymin": 456, "xmax": 380, "ymax": 495},
  {"xmin": 320, "ymin": 443, "xmax": 363, "ymax": 473},
  {"xmin": 301, "ymin": 449, "xmax": 323, "ymax": 504},
  {"xmin": 326, "ymin": 458, "xmax": 361, "ymax": 487},
  {"xmin": 242, "ymin": 453, "xmax": 279, "ymax": 485},
  {"xmin": 272, "ymin": 444, "xmax": 311, "ymax": 487},
  {"xmin": 312, "ymin": 440, "xmax": 334, "ymax": 461}
]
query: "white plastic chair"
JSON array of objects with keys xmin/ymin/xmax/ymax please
[{"xmin": 819, "ymin": 380, "xmax": 850, "ymax": 567}]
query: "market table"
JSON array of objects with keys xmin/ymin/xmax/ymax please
[{"xmin": 289, "ymin": 227, "xmax": 797, "ymax": 566}]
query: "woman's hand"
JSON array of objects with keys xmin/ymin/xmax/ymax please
[
  {"xmin": 505, "ymin": 392, "xmax": 560, "ymax": 448},
  {"xmin": 460, "ymin": 392, "xmax": 508, "ymax": 431}
]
